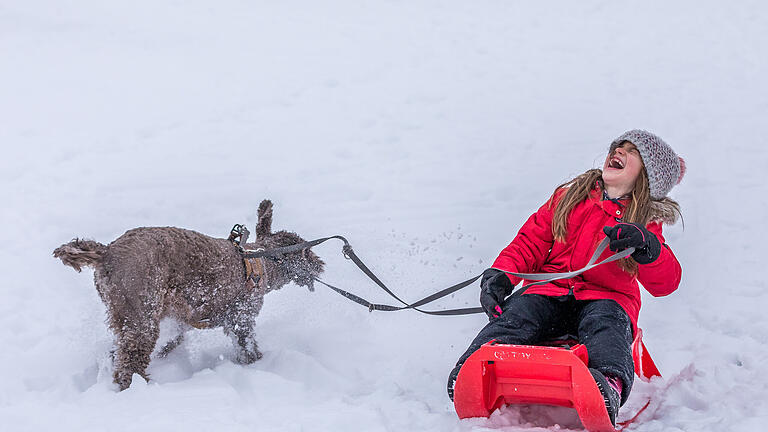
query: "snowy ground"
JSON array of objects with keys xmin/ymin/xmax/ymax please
[{"xmin": 2, "ymin": 1, "xmax": 767, "ymax": 431}]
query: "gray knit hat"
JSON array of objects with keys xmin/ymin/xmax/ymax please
[{"xmin": 609, "ymin": 129, "xmax": 686, "ymax": 199}]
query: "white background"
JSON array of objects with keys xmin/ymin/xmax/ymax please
[{"xmin": 2, "ymin": 1, "xmax": 766, "ymax": 430}]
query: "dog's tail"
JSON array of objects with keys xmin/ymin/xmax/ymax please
[{"xmin": 53, "ymin": 239, "xmax": 107, "ymax": 272}]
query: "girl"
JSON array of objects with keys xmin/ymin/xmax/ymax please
[{"xmin": 448, "ymin": 130, "xmax": 685, "ymax": 425}]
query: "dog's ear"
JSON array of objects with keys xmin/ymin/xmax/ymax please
[{"xmin": 256, "ymin": 199, "xmax": 273, "ymax": 240}]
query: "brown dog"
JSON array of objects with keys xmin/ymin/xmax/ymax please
[{"xmin": 53, "ymin": 200, "xmax": 324, "ymax": 390}]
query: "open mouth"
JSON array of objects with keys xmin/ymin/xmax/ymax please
[{"xmin": 608, "ymin": 156, "xmax": 625, "ymax": 170}]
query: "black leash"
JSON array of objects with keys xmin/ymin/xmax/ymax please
[
  {"xmin": 238, "ymin": 232, "xmax": 634, "ymax": 316},
  {"xmin": 240, "ymin": 234, "xmax": 484, "ymax": 315}
]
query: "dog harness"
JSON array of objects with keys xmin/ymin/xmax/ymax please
[
  {"xmin": 228, "ymin": 224, "xmax": 269, "ymax": 292},
  {"xmin": 243, "ymin": 255, "xmax": 268, "ymax": 292}
]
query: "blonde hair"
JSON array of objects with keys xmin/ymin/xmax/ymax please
[{"xmin": 549, "ymin": 167, "xmax": 681, "ymax": 274}]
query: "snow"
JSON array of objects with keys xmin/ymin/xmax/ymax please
[{"xmin": 1, "ymin": 0, "xmax": 767, "ymax": 430}]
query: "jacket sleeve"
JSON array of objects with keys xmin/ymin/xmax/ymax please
[
  {"xmin": 491, "ymin": 191, "xmax": 560, "ymax": 286},
  {"xmin": 637, "ymin": 221, "xmax": 682, "ymax": 297}
]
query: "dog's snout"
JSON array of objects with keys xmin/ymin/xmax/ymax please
[{"xmin": 294, "ymin": 272, "xmax": 313, "ymax": 288}]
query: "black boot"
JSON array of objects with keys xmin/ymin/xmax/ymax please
[
  {"xmin": 589, "ymin": 368, "xmax": 621, "ymax": 426},
  {"xmin": 447, "ymin": 363, "xmax": 462, "ymax": 402}
]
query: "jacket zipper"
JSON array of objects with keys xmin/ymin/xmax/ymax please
[{"xmin": 567, "ymin": 202, "xmax": 602, "ymax": 297}]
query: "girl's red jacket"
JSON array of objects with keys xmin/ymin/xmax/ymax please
[{"xmin": 492, "ymin": 187, "xmax": 682, "ymax": 331}]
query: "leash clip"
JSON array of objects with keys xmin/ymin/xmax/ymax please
[{"xmin": 228, "ymin": 224, "xmax": 250, "ymax": 246}]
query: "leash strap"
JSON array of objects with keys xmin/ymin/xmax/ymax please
[
  {"xmin": 242, "ymin": 235, "xmax": 484, "ymax": 315},
  {"xmin": 313, "ymin": 276, "xmax": 485, "ymax": 315},
  {"xmin": 241, "ymin": 236, "xmax": 350, "ymax": 259},
  {"xmin": 497, "ymin": 238, "xmax": 636, "ymax": 298},
  {"xmin": 240, "ymin": 235, "xmax": 633, "ymax": 316}
]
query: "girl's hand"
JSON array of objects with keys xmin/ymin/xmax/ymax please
[
  {"xmin": 479, "ymin": 268, "xmax": 514, "ymax": 318},
  {"xmin": 602, "ymin": 223, "xmax": 662, "ymax": 264}
]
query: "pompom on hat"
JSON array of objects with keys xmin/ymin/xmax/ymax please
[{"xmin": 609, "ymin": 129, "xmax": 686, "ymax": 199}]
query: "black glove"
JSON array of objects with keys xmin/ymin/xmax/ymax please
[
  {"xmin": 479, "ymin": 268, "xmax": 515, "ymax": 319},
  {"xmin": 602, "ymin": 223, "xmax": 662, "ymax": 264}
]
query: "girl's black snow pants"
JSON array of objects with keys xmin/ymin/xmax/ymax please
[{"xmin": 451, "ymin": 294, "xmax": 635, "ymax": 404}]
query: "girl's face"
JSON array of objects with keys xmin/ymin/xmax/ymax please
[{"xmin": 602, "ymin": 141, "xmax": 644, "ymax": 193}]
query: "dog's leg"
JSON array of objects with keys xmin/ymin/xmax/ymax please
[
  {"xmin": 231, "ymin": 328, "xmax": 262, "ymax": 364},
  {"xmin": 111, "ymin": 316, "xmax": 160, "ymax": 390},
  {"xmin": 224, "ymin": 294, "xmax": 264, "ymax": 364},
  {"xmin": 156, "ymin": 319, "xmax": 190, "ymax": 358},
  {"xmin": 157, "ymin": 332, "xmax": 185, "ymax": 358}
]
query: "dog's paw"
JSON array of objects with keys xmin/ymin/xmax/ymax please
[{"xmin": 236, "ymin": 349, "xmax": 263, "ymax": 364}]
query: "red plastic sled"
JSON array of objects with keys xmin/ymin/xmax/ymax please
[{"xmin": 453, "ymin": 329, "xmax": 660, "ymax": 432}]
